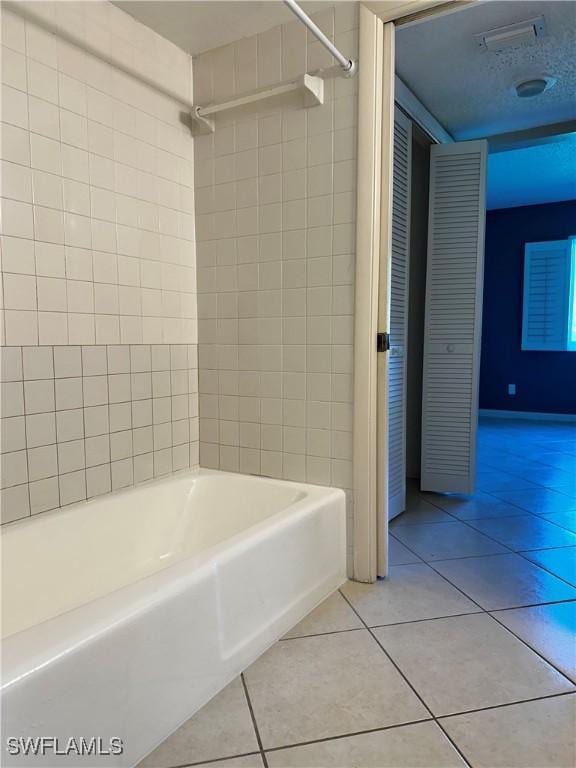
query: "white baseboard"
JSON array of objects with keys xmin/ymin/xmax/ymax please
[{"xmin": 479, "ymin": 409, "xmax": 576, "ymax": 423}]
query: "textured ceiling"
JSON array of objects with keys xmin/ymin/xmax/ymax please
[
  {"xmin": 487, "ymin": 134, "xmax": 576, "ymax": 210},
  {"xmin": 113, "ymin": 0, "xmax": 575, "ymax": 210},
  {"xmin": 113, "ymin": 1, "xmax": 331, "ymax": 56},
  {"xmin": 396, "ymin": 1, "xmax": 576, "ymax": 140}
]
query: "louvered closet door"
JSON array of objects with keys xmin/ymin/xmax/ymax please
[
  {"xmin": 421, "ymin": 140, "xmax": 487, "ymax": 495},
  {"xmin": 388, "ymin": 108, "xmax": 412, "ymax": 519}
]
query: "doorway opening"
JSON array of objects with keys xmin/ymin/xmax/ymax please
[{"xmin": 388, "ymin": 0, "xmax": 576, "ymax": 577}]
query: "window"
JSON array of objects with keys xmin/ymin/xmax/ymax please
[
  {"xmin": 522, "ymin": 238, "xmax": 576, "ymax": 352},
  {"xmin": 570, "ymin": 238, "xmax": 576, "ymax": 350}
]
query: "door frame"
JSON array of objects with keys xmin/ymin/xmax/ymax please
[{"xmin": 352, "ymin": 0, "xmax": 468, "ymax": 583}]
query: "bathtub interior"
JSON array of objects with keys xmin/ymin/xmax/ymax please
[{"xmin": 1, "ymin": 470, "xmax": 307, "ymax": 640}]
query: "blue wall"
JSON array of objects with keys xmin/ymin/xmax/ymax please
[{"xmin": 479, "ymin": 200, "xmax": 576, "ymax": 415}]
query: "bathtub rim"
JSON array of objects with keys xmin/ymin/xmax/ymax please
[{"xmin": 0, "ymin": 466, "xmax": 330, "ymax": 533}]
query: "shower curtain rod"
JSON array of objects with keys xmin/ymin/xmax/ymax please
[{"xmin": 283, "ymin": 0, "xmax": 357, "ymax": 76}]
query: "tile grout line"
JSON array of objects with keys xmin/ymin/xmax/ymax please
[
  {"xmin": 336, "ymin": 588, "xmax": 474, "ymax": 768},
  {"xmin": 516, "ymin": 550, "xmax": 576, "ymax": 586},
  {"xmin": 482, "ymin": 480, "xmax": 576, "ymax": 505},
  {"xmin": 241, "ymin": 673, "xmax": 269, "ymax": 768},
  {"xmin": 281, "ymin": 611, "xmax": 486, "ymax": 640},
  {"xmin": 435, "ymin": 689, "xmax": 576, "ymax": 720},
  {"xmin": 428, "ymin": 436, "xmax": 576, "ymax": 498},
  {"xmin": 281, "ymin": 596, "xmax": 576, "ymax": 641},
  {"xmin": 484, "ymin": 607, "xmax": 576, "ymax": 689},
  {"xmin": 390, "ymin": 529, "xmax": 576, "ymax": 568},
  {"xmin": 478, "ymin": 464, "xmax": 569, "ymax": 506},
  {"xmin": 261, "ymin": 716, "xmax": 435, "ymax": 755},
  {"xmin": 445, "ymin": 504, "xmax": 576, "ymax": 543},
  {"xmin": 3, "ymin": 344, "xmax": 200, "ymax": 520},
  {"xmin": 262, "ymin": 690, "xmax": 576, "ymax": 756},
  {"xmin": 405, "ymin": 491, "xmax": 576, "ymax": 589},
  {"xmin": 279, "ymin": 625, "xmax": 363, "ymax": 641},
  {"xmin": 163, "ymin": 683, "xmax": 576, "ymax": 767},
  {"xmin": 163, "ymin": 750, "xmax": 263, "ymax": 768},
  {"xmin": 387, "ymin": 530, "xmax": 576, "ymax": 688},
  {"xmin": 20, "ymin": 347, "xmax": 33, "ymax": 518},
  {"xmin": 391, "ymin": 528, "xmax": 576, "ymax": 592},
  {"xmin": 51, "ymin": 345, "xmax": 63, "ymax": 509},
  {"xmin": 482, "ymin": 432, "xmax": 573, "ymax": 469}
]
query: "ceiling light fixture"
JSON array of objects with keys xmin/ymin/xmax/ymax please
[{"xmin": 514, "ymin": 75, "xmax": 557, "ymax": 98}]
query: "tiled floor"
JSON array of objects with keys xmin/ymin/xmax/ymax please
[{"xmin": 139, "ymin": 418, "xmax": 576, "ymax": 767}]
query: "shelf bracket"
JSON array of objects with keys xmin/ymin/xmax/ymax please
[
  {"xmin": 190, "ymin": 107, "xmax": 215, "ymax": 136},
  {"xmin": 301, "ymin": 73, "xmax": 324, "ymax": 107},
  {"xmin": 189, "ymin": 73, "xmax": 324, "ymax": 135}
]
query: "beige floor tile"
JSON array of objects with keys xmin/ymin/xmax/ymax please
[
  {"xmin": 489, "ymin": 488, "xmax": 576, "ymax": 516},
  {"xmin": 433, "ymin": 553, "xmax": 576, "ymax": 610},
  {"xmin": 373, "ymin": 613, "xmax": 574, "ymax": 716},
  {"xmin": 536, "ymin": 510, "xmax": 576, "ymax": 534},
  {"xmin": 423, "ymin": 491, "xmax": 529, "ymax": 520},
  {"xmin": 467, "ymin": 515, "xmax": 576, "ymax": 551},
  {"xmin": 391, "ymin": 522, "xmax": 507, "ymax": 561},
  {"xmin": 137, "ymin": 678, "xmax": 258, "ymax": 767},
  {"xmin": 492, "ymin": 602, "xmax": 576, "ymax": 682},
  {"xmin": 341, "ymin": 564, "xmax": 480, "ymax": 626},
  {"xmin": 391, "ymin": 497, "xmax": 454, "ymax": 525},
  {"xmin": 195, "ymin": 757, "xmax": 264, "ymax": 768},
  {"xmin": 476, "ymin": 470, "xmax": 539, "ymax": 492},
  {"xmin": 266, "ymin": 721, "xmax": 466, "ymax": 767},
  {"xmin": 283, "ymin": 591, "xmax": 362, "ymax": 639},
  {"xmin": 522, "ymin": 546, "xmax": 576, "ymax": 586},
  {"xmin": 441, "ymin": 695, "xmax": 576, "ymax": 768},
  {"xmin": 244, "ymin": 629, "xmax": 428, "ymax": 749},
  {"xmin": 389, "ymin": 536, "xmax": 422, "ymax": 565}
]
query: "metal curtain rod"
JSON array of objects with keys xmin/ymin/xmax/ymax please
[{"xmin": 283, "ymin": 0, "xmax": 357, "ymax": 76}]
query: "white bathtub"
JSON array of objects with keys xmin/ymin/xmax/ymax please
[{"xmin": 1, "ymin": 469, "xmax": 346, "ymax": 767}]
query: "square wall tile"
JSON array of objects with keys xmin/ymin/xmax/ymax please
[
  {"xmin": 29, "ymin": 476, "xmax": 60, "ymax": 514},
  {"xmin": 1, "ymin": 347, "xmax": 23, "ymax": 382},
  {"xmin": 59, "ymin": 469, "xmax": 86, "ymax": 506},
  {"xmin": 54, "ymin": 346, "xmax": 82, "ymax": 378},
  {"xmin": 27, "ymin": 444, "xmax": 58, "ymax": 482},
  {"xmin": 24, "ymin": 379, "xmax": 55, "ymax": 414},
  {"xmin": 1, "ymin": 381, "xmax": 24, "ymax": 417},
  {"xmin": 56, "ymin": 408, "xmax": 84, "ymax": 442},
  {"xmin": 23, "ymin": 347, "xmax": 54, "ymax": 380},
  {"xmin": 26, "ymin": 412, "xmax": 56, "ymax": 448},
  {"xmin": 1, "ymin": 416, "xmax": 26, "ymax": 453},
  {"xmin": 1, "ymin": 483, "xmax": 30, "ymax": 523},
  {"xmin": 55, "ymin": 377, "xmax": 83, "ymax": 411}
]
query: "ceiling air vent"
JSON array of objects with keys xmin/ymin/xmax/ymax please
[{"xmin": 474, "ymin": 16, "xmax": 546, "ymax": 52}]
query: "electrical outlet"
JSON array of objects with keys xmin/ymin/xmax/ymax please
[{"xmin": 508, "ymin": 383, "xmax": 516, "ymax": 395}]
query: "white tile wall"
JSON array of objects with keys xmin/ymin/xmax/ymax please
[
  {"xmin": 1, "ymin": 2, "xmax": 199, "ymax": 523},
  {"xmin": 1, "ymin": 1, "xmax": 197, "ymax": 348},
  {"xmin": 0, "ymin": 343, "xmax": 199, "ymax": 523},
  {"xmin": 193, "ymin": 4, "xmax": 358, "ymax": 559}
]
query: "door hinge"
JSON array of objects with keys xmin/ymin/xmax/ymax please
[{"xmin": 377, "ymin": 332, "xmax": 390, "ymax": 352}]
